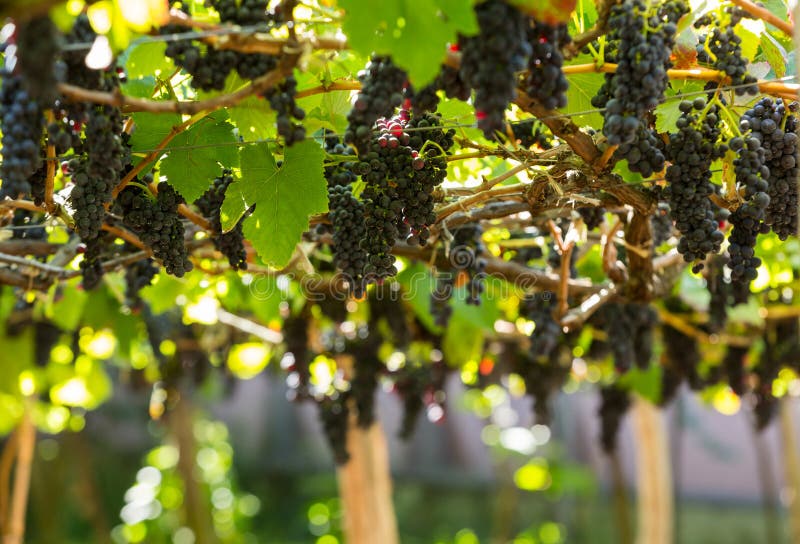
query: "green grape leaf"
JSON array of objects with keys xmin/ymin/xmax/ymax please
[
  {"xmin": 228, "ymin": 96, "xmax": 277, "ymax": 142},
  {"xmin": 221, "ymin": 141, "xmax": 327, "ymax": 267},
  {"xmin": 122, "ymin": 40, "xmax": 174, "ymax": 80},
  {"xmin": 45, "ymin": 281, "xmax": 87, "ymax": 331},
  {"xmin": 0, "ymin": 328, "xmax": 33, "ymax": 395},
  {"xmin": 160, "ymin": 115, "xmax": 239, "ymax": 202},
  {"xmin": 564, "ymin": 72, "xmax": 604, "ymax": 127},
  {"xmin": 302, "ymin": 91, "xmax": 352, "ymax": 135},
  {"xmin": 130, "ymin": 112, "xmax": 182, "ymax": 154},
  {"xmin": 737, "ymin": 20, "xmax": 762, "ymax": 62},
  {"xmin": 618, "ymin": 364, "xmax": 662, "ymax": 405},
  {"xmin": 506, "ymin": 0, "xmax": 577, "ymax": 23},
  {"xmin": 760, "ymin": 32, "xmax": 787, "ymax": 78},
  {"xmin": 339, "ymin": 0, "xmax": 478, "ymax": 86}
]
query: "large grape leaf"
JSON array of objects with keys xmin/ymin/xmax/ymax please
[
  {"xmin": 760, "ymin": 32, "xmax": 787, "ymax": 78},
  {"xmin": 339, "ymin": 0, "xmax": 478, "ymax": 87},
  {"xmin": 507, "ymin": 0, "xmax": 577, "ymax": 23},
  {"xmin": 228, "ymin": 96, "xmax": 277, "ymax": 142},
  {"xmin": 220, "ymin": 141, "xmax": 327, "ymax": 267},
  {"xmin": 122, "ymin": 40, "xmax": 174, "ymax": 79},
  {"xmin": 159, "ymin": 115, "xmax": 239, "ymax": 202},
  {"xmin": 564, "ymin": 72, "xmax": 604, "ymax": 127}
]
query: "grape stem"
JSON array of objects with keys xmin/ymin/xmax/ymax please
[{"xmin": 729, "ymin": 0, "xmax": 793, "ymax": 36}]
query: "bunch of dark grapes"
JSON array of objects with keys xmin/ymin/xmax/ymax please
[
  {"xmin": 283, "ymin": 314, "xmax": 310, "ymax": 396},
  {"xmin": 595, "ymin": 0, "xmax": 687, "ymax": 146},
  {"xmin": 593, "ymin": 303, "xmax": 657, "ymax": 372},
  {"xmin": 430, "ymin": 272, "xmax": 454, "ymax": 328},
  {"xmin": 115, "ymin": 183, "xmax": 193, "ymax": 276},
  {"xmin": 722, "ymin": 345, "xmax": 748, "ymax": 396},
  {"xmin": 10, "ymin": 210, "xmax": 46, "ymax": 241},
  {"xmin": 521, "ymin": 292, "xmax": 561, "ymax": 362},
  {"xmin": 705, "ymin": 255, "xmax": 732, "ymax": 332},
  {"xmin": 0, "ymin": 73, "xmax": 44, "ymax": 200},
  {"xmin": 524, "ymin": 21, "xmax": 570, "ymax": 110},
  {"xmin": 726, "ymin": 130, "xmax": 770, "ymax": 301},
  {"xmin": 408, "ymin": 61, "xmax": 472, "ymax": 114},
  {"xmin": 513, "ymin": 333, "xmax": 570, "ymax": 424},
  {"xmin": 163, "ymin": 1, "xmax": 281, "ymax": 89},
  {"xmin": 650, "ymin": 201, "xmax": 673, "ymax": 248},
  {"xmin": 328, "ymin": 184, "xmax": 368, "ymax": 296},
  {"xmin": 125, "ymin": 257, "xmax": 159, "ymax": 310},
  {"xmin": 318, "ymin": 394, "xmax": 351, "ymax": 464},
  {"xmin": 665, "ymin": 98, "xmax": 724, "ymax": 267},
  {"xmin": 662, "ymin": 320, "xmax": 702, "ymax": 390},
  {"xmin": 262, "ymin": 76, "xmax": 305, "ymax": 145},
  {"xmin": 753, "ymin": 330, "xmax": 781, "ymax": 430},
  {"xmin": 694, "ymin": 8, "xmax": 758, "ymax": 96},
  {"xmin": 344, "ymin": 56, "xmax": 407, "ymax": 155},
  {"xmin": 194, "ymin": 170, "xmax": 248, "ymax": 270},
  {"xmin": 323, "ymin": 134, "xmax": 358, "ymax": 187},
  {"xmin": 578, "ymin": 206, "xmax": 605, "ymax": 230},
  {"xmin": 742, "ymin": 98, "xmax": 798, "ymax": 240},
  {"xmin": 15, "ymin": 16, "xmax": 60, "ymax": 103},
  {"xmin": 452, "ymin": 224, "xmax": 487, "ymax": 305},
  {"xmin": 401, "ymin": 114, "xmax": 452, "ymax": 245},
  {"xmin": 512, "ymin": 118, "xmax": 553, "ymax": 149},
  {"xmin": 80, "ymin": 237, "xmax": 106, "ymax": 290},
  {"xmin": 67, "ymin": 160, "xmax": 110, "ymax": 242},
  {"xmin": 393, "ymin": 364, "xmax": 441, "ymax": 440},
  {"xmin": 613, "ymin": 123, "xmax": 667, "ymax": 177},
  {"xmin": 598, "ymin": 385, "xmax": 630, "ymax": 453},
  {"xmin": 458, "ymin": 0, "xmax": 530, "ymax": 138},
  {"xmin": 211, "ymin": 0, "xmax": 278, "ymax": 25},
  {"xmin": 355, "ymin": 115, "xmax": 406, "ymax": 281},
  {"xmin": 349, "ymin": 328, "xmax": 383, "ymax": 428}
]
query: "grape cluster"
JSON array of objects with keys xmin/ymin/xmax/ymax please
[
  {"xmin": 613, "ymin": 123, "xmax": 667, "ymax": 177},
  {"xmin": 211, "ymin": 0, "xmax": 278, "ymax": 25},
  {"xmin": 318, "ymin": 394, "xmax": 351, "ymax": 464},
  {"xmin": 16, "ymin": 16, "xmax": 60, "ymax": 103},
  {"xmin": 650, "ymin": 201, "xmax": 673, "ymax": 248},
  {"xmin": 593, "ymin": 303, "xmax": 657, "ymax": 372},
  {"xmin": 521, "ymin": 292, "xmax": 561, "ymax": 362},
  {"xmin": 328, "ymin": 184, "xmax": 368, "ymax": 296},
  {"xmin": 10, "ymin": 210, "xmax": 46, "ymax": 241},
  {"xmin": 344, "ymin": 56, "xmax": 407, "ymax": 155},
  {"xmin": 350, "ymin": 330, "xmax": 383, "ymax": 428},
  {"xmin": 453, "ymin": 224, "xmax": 487, "ymax": 305},
  {"xmin": 512, "ymin": 118, "xmax": 553, "ymax": 150},
  {"xmin": 408, "ymin": 62, "xmax": 472, "ymax": 114},
  {"xmin": 662, "ymin": 320, "xmax": 702, "ymax": 390},
  {"xmin": 356, "ymin": 111, "xmax": 449, "ymax": 282},
  {"xmin": 125, "ymin": 257, "xmax": 159, "ymax": 310},
  {"xmin": 115, "ymin": 183, "xmax": 193, "ymax": 276},
  {"xmin": 458, "ymin": 0, "xmax": 530, "ymax": 138},
  {"xmin": 524, "ymin": 21, "xmax": 570, "ymax": 110},
  {"xmin": 598, "ymin": 385, "xmax": 630, "ymax": 453},
  {"xmin": 67, "ymin": 104, "xmax": 127, "ymax": 241},
  {"xmin": 163, "ymin": 1, "xmax": 281, "ymax": 89},
  {"xmin": 594, "ymin": 0, "xmax": 686, "ymax": 146},
  {"xmin": 578, "ymin": 207, "xmax": 604, "ymax": 230},
  {"xmin": 742, "ymin": 98, "xmax": 798, "ymax": 240},
  {"xmin": 393, "ymin": 364, "xmax": 442, "ymax": 440},
  {"xmin": 722, "ymin": 345, "xmax": 748, "ymax": 396},
  {"xmin": 80, "ymin": 237, "xmax": 106, "ymax": 290},
  {"xmin": 0, "ymin": 74, "xmax": 44, "ymax": 200},
  {"xmin": 726, "ymin": 129, "xmax": 770, "ymax": 300},
  {"xmin": 666, "ymin": 98, "xmax": 724, "ymax": 266},
  {"xmin": 194, "ymin": 170, "xmax": 248, "ymax": 270},
  {"xmin": 283, "ymin": 314, "xmax": 310, "ymax": 395},
  {"xmin": 262, "ymin": 76, "xmax": 305, "ymax": 145},
  {"xmin": 694, "ymin": 8, "xmax": 759, "ymax": 96}
]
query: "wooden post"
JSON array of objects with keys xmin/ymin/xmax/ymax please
[
  {"xmin": 3, "ymin": 404, "xmax": 35, "ymax": 544},
  {"xmin": 780, "ymin": 397, "xmax": 800, "ymax": 543},
  {"xmin": 168, "ymin": 397, "xmax": 218, "ymax": 544},
  {"xmin": 631, "ymin": 396, "xmax": 672, "ymax": 544},
  {"xmin": 335, "ymin": 412, "xmax": 399, "ymax": 544}
]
